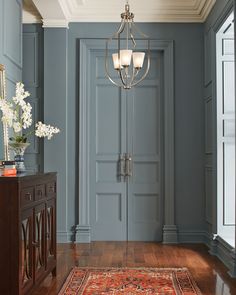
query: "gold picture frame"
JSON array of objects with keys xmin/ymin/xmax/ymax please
[{"xmin": 0, "ymin": 64, "xmax": 9, "ymax": 160}]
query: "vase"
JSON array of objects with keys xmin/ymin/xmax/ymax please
[{"xmin": 9, "ymin": 142, "xmax": 30, "ymax": 173}]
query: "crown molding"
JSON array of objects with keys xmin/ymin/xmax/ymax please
[
  {"xmin": 23, "ymin": 0, "xmax": 42, "ymax": 23},
  {"xmin": 198, "ymin": 0, "xmax": 216, "ymax": 22},
  {"xmin": 42, "ymin": 19, "xmax": 69, "ymax": 28},
  {"xmin": 66, "ymin": 0, "xmax": 216, "ymax": 23},
  {"xmin": 23, "ymin": 10, "xmax": 42, "ymax": 24},
  {"xmin": 59, "ymin": 0, "xmax": 85, "ymax": 17},
  {"xmin": 29, "ymin": 0, "xmax": 69, "ymax": 28},
  {"xmin": 23, "ymin": 0, "xmax": 216, "ymax": 25}
]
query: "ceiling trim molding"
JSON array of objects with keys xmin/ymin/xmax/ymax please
[
  {"xmin": 23, "ymin": 10, "xmax": 42, "ymax": 24},
  {"xmin": 42, "ymin": 19, "xmax": 69, "ymax": 28},
  {"xmin": 199, "ymin": 0, "xmax": 216, "ymax": 22},
  {"xmin": 23, "ymin": 0, "xmax": 216, "ymax": 25},
  {"xmin": 65, "ymin": 0, "xmax": 216, "ymax": 23},
  {"xmin": 59, "ymin": 0, "xmax": 85, "ymax": 16}
]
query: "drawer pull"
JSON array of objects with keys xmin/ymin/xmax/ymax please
[
  {"xmin": 49, "ymin": 186, "xmax": 54, "ymax": 193},
  {"xmin": 25, "ymin": 193, "xmax": 32, "ymax": 201},
  {"xmin": 37, "ymin": 190, "xmax": 43, "ymax": 196}
]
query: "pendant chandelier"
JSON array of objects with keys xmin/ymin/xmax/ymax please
[{"xmin": 105, "ymin": 1, "xmax": 150, "ymax": 90}]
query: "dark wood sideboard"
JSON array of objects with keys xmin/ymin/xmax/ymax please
[{"xmin": 0, "ymin": 172, "xmax": 57, "ymax": 295}]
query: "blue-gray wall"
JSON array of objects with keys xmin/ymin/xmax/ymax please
[
  {"xmin": 21, "ymin": 0, "xmax": 236, "ymax": 276},
  {"xmin": 23, "ymin": 24, "xmax": 44, "ymax": 172},
  {"xmin": 1, "ymin": 0, "xmax": 234, "ymax": 276},
  {"xmin": 0, "ymin": 0, "xmax": 22, "ymax": 140},
  {"xmin": 25, "ymin": 2, "xmax": 236, "ymax": 247},
  {"xmin": 31, "ymin": 22, "xmax": 204, "ymax": 242},
  {"xmin": 43, "ymin": 28, "xmax": 69, "ymax": 242}
]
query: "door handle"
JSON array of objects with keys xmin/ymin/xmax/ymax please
[
  {"xmin": 119, "ymin": 153, "xmax": 132, "ymax": 181},
  {"xmin": 125, "ymin": 153, "xmax": 132, "ymax": 178},
  {"xmin": 119, "ymin": 154, "xmax": 126, "ymax": 179}
]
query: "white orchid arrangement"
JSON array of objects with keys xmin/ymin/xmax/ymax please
[{"xmin": 0, "ymin": 82, "xmax": 60, "ymax": 143}]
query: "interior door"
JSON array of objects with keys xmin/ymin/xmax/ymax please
[
  {"xmin": 90, "ymin": 49, "xmax": 162, "ymax": 241},
  {"xmin": 127, "ymin": 70, "xmax": 162, "ymax": 240},
  {"xmin": 89, "ymin": 51, "xmax": 127, "ymax": 240}
]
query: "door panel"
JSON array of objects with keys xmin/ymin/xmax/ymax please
[
  {"xmin": 132, "ymin": 87, "xmax": 160, "ymax": 156},
  {"xmin": 90, "ymin": 50, "xmax": 162, "ymax": 241},
  {"xmin": 96, "ymin": 86, "xmax": 121, "ymax": 155},
  {"xmin": 127, "ymin": 61, "xmax": 162, "ymax": 241},
  {"xmin": 90, "ymin": 51, "xmax": 127, "ymax": 240},
  {"xmin": 133, "ymin": 161, "xmax": 159, "ymax": 184}
]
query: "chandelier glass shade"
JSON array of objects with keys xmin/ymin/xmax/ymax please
[{"xmin": 105, "ymin": 2, "xmax": 150, "ymax": 90}]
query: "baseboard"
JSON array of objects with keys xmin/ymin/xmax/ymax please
[
  {"xmin": 208, "ymin": 236, "xmax": 236, "ymax": 278},
  {"xmin": 203, "ymin": 231, "xmax": 212, "ymax": 248},
  {"xmin": 228, "ymin": 250, "xmax": 236, "ymax": 277},
  {"xmin": 178, "ymin": 230, "xmax": 210, "ymax": 244},
  {"xmin": 57, "ymin": 231, "xmax": 73, "ymax": 243},
  {"xmin": 75, "ymin": 225, "xmax": 91, "ymax": 243},
  {"xmin": 162, "ymin": 225, "xmax": 178, "ymax": 243},
  {"xmin": 214, "ymin": 236, "xmax": 233, "ymax": 269},
  {"xmin": 72, "ymin": 227, "xmax": 209, "ymax": 244}
]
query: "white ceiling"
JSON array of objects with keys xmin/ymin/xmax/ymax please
[{"xmin": 23, "ymin": 0, "xmax": 216, "ymax": 27}]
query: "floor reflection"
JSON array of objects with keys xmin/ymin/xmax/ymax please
[{"xmin": 215, "ymin": 271, "xmax": 231, "ymax": 295}]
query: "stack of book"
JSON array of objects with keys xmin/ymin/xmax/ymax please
[{"xmin": 0, "ymin": 160, "xmax": 17, "ymax": 176}]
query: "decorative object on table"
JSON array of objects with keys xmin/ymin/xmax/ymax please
[
  {"xmin": 0, "ymin": 82, "xmax": 60, "ymax": 172},
  {"xmin": 8, "ymin": 142, "xmax": 30, "ymax": 173},
  {"xmin": 0, "ymin": 160, "xmax": 16, "ymax": 176},
  {"xmin": 105, "ymin": 0, "xmax": 150, "ymax": 90},
  {"xmin": 0, "ymin": 64, "xmax": 9, "ymax": 161},
  {"xmin": 0, "ymin": 160, "xmax": 17, "ymax": 176},
  {"xmin": 58, "ymin": 267, "xmax": 202, "ymax": 295}
]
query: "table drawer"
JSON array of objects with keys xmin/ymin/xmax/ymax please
[
  {"xmin": 35, "ymin": 184, "xmax": 46, "ymax": 201},
  {"xmin": 21, "ymin": 187, "xmax": 34, "ymax": 207},
  {"xmin": 46, "ymin": 182, "xmax": 56, "ymax": 197}
]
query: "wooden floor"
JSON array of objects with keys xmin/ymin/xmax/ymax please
[{"xmin": 32, "ymin": 242, "xmax": 236, "ymax": 295}]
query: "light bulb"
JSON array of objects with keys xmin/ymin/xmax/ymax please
[
  {"xmin": 112, "ymin": 53, "xmax": 122, "ymax": 70},
  {"xmin": 120, "ymin": 50, "xmax": 132, "ymax": 67},
  {"xmin": 133, "ymin": 52, "xmax": 145, "ymax": 69}
]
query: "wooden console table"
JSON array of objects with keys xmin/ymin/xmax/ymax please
[{"xmin": 0, "ymin": 172, "xmax": 57, "ymax": 295}]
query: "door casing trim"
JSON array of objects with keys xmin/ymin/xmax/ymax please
[{"xmin": 75, "ymin": 38, "xmax": 177, "ymax": 243}]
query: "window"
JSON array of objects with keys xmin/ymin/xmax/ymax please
[{"xmin": 216, "ymin": 12, "xmax": 235, "ymax": 247}]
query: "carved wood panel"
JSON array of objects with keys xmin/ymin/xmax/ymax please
[
  {"xmin": 46, "ymin": 198, "xmax": 56, "ymax": 268},
  {"xmin": 34, "ymin": 203, "xmax": 46, "ymax": 279},
  {"xmin": 21, "ymin": 209, "xmax": 34, "ymax": 291}
]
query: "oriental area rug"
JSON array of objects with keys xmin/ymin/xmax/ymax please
[{"xmin": 58, "ymin": 267, "xmax": 202, "ymax": 294}]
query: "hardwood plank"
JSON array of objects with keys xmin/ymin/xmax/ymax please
[{"xmin": 31, "ymin": 242, "xmax": 236, "ymax": 295}]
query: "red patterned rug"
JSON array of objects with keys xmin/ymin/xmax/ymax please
[{"xmin": 59, "ymin": 267, "xmax": 202, "ymax": 294}]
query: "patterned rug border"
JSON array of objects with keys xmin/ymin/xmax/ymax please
[{"xmin": 59, "ymin": 267, "xmax": 202, "ymax": 295}]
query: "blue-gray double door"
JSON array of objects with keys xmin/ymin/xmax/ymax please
[{"xmin": 89, "ymin": 50, "xmax": 163, "ymax": 241}]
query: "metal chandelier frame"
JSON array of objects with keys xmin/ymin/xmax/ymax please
[{"xmin": 105, "ymin": 2, "xmax": 150, "ymax": 90}]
